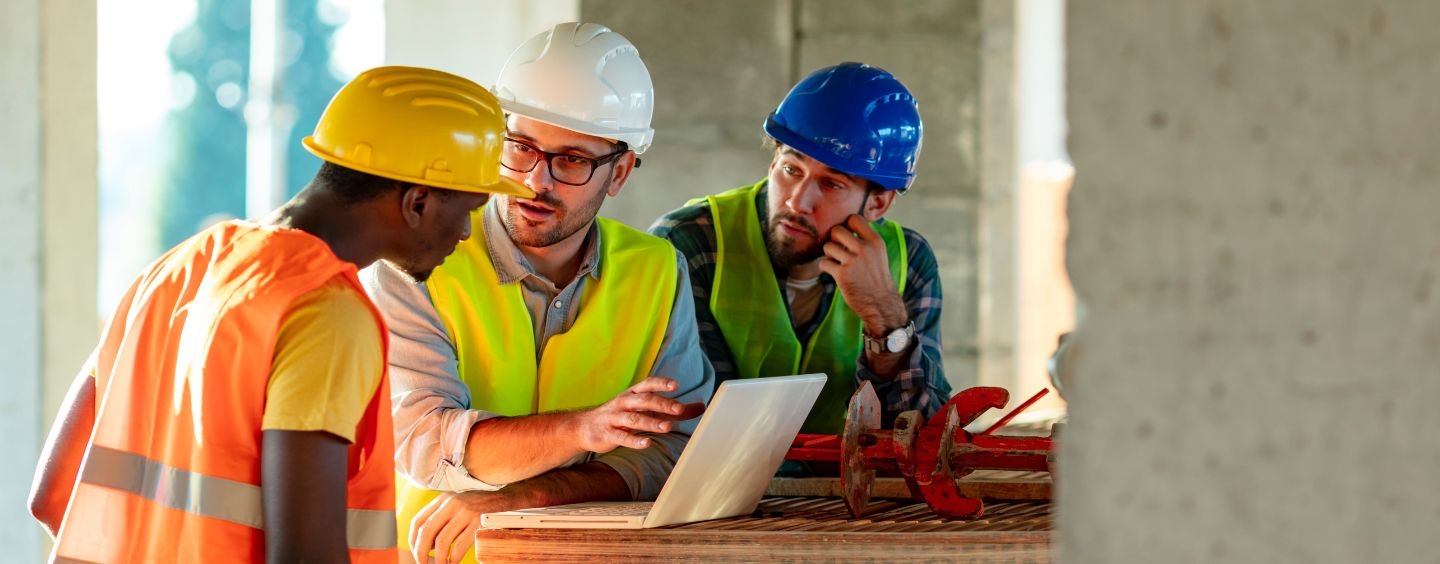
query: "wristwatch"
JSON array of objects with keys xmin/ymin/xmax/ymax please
[{"xmin": 863, "ymin": 320, "xmax": 916, "ymax": 355}]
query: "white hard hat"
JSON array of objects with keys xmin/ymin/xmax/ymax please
[{"xmin": 494, "ymin": 22, "xmax": 655, "ymax": 154}]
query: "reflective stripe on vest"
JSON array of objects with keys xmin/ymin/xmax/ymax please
[
  {"xmin": 703, "ymin": 180, "xmax": 906, "ymax": 434},
  {"xmin": 52, "ymin": 221, "xmax": 397, "ymax": 564},
  {"xmin": 77, "ymin": 446, "xmax": 397, "ymax": 550},
  {"xmin": 401, "ymin": 211, "xmax": 677, "ymax": 560}
]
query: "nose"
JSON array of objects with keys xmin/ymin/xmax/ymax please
[
  {"xmin": 784, "ymin": 180, "xmax": 820, "ymax": 215},
  {"xmin": 523, "ymin": 157, "xmax": 556, "ymax": 194},
  {"xmin": 458, "ymin": 213, "xmax": 474, "ymax": 242}
]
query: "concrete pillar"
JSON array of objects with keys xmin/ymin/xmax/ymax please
[
  {"xmin": 0, "ymin": 1, "xmax": 45, "ymax": 554},
  {"xmin": 977, "ymin": 0, "xmax": 1019, "ymax": 393},
  {"xmin": 1, "ymin": 0, "xmax": 98, "ymax": 557},
  {"xmin": 1062, "ymin": 1, "xmax": 1440, "ymax": 561}
]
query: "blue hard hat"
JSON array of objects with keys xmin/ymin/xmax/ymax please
[{"xmin": 763, "ymin": 62, "xmax": 923, "ymax": 191}]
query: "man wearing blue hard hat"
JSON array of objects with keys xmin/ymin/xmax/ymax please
[{"xmin": 651, "ymin": 62, "xmax": 951, "ymax": 440}]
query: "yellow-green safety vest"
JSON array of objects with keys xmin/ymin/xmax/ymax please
[
  {"xmin": 394, "ymin": 210, "xmax": 678, "ymax": 560},
  {"xmin": 701, "ymin": 180, "xmax": 906, "ymax": 434}
]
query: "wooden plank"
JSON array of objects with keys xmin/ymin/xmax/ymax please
[
  {"xmin": 473, "ymin": 498, "xmax": 1052, "ymax": 563},
  {"xmin": 765, "ymin": 471, "xmax": 1052, "ymax": 501}
]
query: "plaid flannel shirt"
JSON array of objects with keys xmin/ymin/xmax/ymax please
[{"xmin": 648, "ymin": 183, "xmax": 952, "ymax": 424}]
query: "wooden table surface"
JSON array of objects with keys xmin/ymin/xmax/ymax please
[{"xmin": 473, "ymin": 496, "xmax": 1053, "ymax": 563}]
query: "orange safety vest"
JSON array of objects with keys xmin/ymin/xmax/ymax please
[{"xmin": 51, "ymin": 221, "xmax": 398, "ymax": 564}]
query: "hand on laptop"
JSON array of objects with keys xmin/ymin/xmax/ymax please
[
  {"xmin": 410, "ymin": 463, "xmax": 634, "ymax": 562},
  {"xmin": 575, "ymin": 376, "xmax": 705, "ymax": 454}
]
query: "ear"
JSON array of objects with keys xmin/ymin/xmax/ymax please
[
  {"xmin": 399, "ymin": 184, "xmax": 432, "ymax": 228},
  {"xmin": 861, "ymin": 189, "xmax": 897, "ymax": 221},
  {"xmin": 603, "ymin": 152, "xmax": 637, "ymax": 197}
]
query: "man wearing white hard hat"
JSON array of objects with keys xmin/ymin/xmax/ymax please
[{"xmin": 362, "ymin": 23, "xmax": 714, "ymax": 563}]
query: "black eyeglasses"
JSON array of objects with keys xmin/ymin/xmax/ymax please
[{"xmin": 500, "ymin": 137, "xmax": 630, "ymax": 186}]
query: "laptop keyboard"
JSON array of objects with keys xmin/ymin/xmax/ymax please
[{"xmin": 554, "ymin": 502, "xmax": 655, "ymax": 516}]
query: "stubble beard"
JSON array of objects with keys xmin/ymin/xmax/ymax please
[
  {"xmin": 500, "ymin": 179, "xmax": 610, "ymax": 248},
  {"xmin": 764, "ymin": 213, "xmax": 824, "ymax": 269}
]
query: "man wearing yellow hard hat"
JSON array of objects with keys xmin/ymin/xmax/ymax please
[
  {"xmin": 28, "ymin": 66, "xmax": 527, "ymax": 563},
  {"xmin": 362, "ymin": 23, "xmax": 714, "ymax": 563}
]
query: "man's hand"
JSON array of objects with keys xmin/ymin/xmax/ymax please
[
  {"xmin": 820, "ymin": 215, "xmax": 908, "ymax": 335},
  {"xmin": 574, "ymin": 377, "xmax": 705, "ymax": 453},
  {"xmin": 410, "ymin": 490, "xmax": 529, "ymax": 564},
  {"xmin": 462, "ymin": 378, "xmax": 704, "ymax": 485},
  {"xmin": 410, "ymin": 463, "xmax": 634, "ymax": 563}
]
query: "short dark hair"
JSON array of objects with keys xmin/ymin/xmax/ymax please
[{"xmin": 315, "ymin": 161, "xmax": 404, "ymax": 203}]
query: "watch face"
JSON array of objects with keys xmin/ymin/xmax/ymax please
[{"xmin": 885, "ymin": 328, "xmax": 908, "ymax": 353}]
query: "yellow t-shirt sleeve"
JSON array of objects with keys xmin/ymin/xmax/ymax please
[{"xmin": 262, "ymin": 276, "xmax": 384, "ymax": 443}]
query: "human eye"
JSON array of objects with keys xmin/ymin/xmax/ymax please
[
  {"xmin": 556, "ymin": 154, "xmax": 591, "ymax": 167},
  {"xmin": 506, "ymin": 141, "xmax": 534, "ymax": 155},
  {"xmin": 781, "ymin": 164, "xmax": 800, "ymax": 176},
  {"xmin": 552, "ymin": 154, "xmax": 591, "ymax": 174}
]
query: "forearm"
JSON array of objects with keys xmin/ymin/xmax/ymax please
[
  {"xmin": 505, "ymin": 461, "xmax": 632, "ymax": 508},
  {"xmin": 860, "ymin": 233, "xmax": 950, "ymax": 419},
  {"xmin": 857, "ymin": 290, "xmax": 911, "ymax": 380},
  {"xmin": 860, "ymin": 310, "xmax": 950, "ymax": 421},
  {"xmin": 462, "ymin": 411, "xmax": 587, "ymax": 485},
  {"xmin": 29, "ymin": 372, "xmax": 96, "ymax": 537}
]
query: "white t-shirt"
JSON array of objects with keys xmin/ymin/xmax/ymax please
[{"xmin": 785, "ymin": 275, "xmax": 824, "ymax": 329}]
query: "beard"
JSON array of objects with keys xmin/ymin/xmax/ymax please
[
  {"xmin": 500, "ymin": 180, "xmax": 609, "ymax": 248},
  {"xmin": 764, "ymin": 211, "xmax": 825, "ymax": 269}
]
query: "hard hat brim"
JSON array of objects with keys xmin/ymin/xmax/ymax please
[
  {"xmin": 304, "ymin": 137, "xmax": 536, "ymax": 199},
  {"xmin": 763, "ymin": 118, "xmax": 913, "ymax": 191}
]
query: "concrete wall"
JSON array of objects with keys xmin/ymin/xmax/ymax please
[
  {"xmin": 1062, "ymin": 2, "xmax": 1440, "ymax": 562},
  {"xmin": 582, "ymin": 0, "xmax": 984, "ymax": 390},
  {"xmin": 385, "ymin": 0, "xmax": 577, "ymax": 87}
]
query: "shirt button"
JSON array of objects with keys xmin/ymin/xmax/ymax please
[{"xmin": 552, "ymin": 300, "xmax": 562, "ymax": 309}]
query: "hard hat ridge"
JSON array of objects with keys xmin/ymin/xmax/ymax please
[
  {"xmin": 494, "ymin": 22, "xmax": 656, "ymax": 154},
  {"xmin": 763, "ymin": 62, "xmax": 923, "ymax": 191},
  {"xmin": 303, "ymin": 65, "xmax": 533, "ymax": 197}
]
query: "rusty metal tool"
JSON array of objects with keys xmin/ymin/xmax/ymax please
[{"xmin": 785, "ymin": 383, "xmax": 1058, "ymax": 519}]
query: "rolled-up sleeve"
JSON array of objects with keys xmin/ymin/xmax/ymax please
[
  {"xmin": 360, "ymin": 261, "xmax": 505, "ymax": 492},
  {"xmin": 594, "ymin": 252, "xmax": 716, "ymax": 500}
]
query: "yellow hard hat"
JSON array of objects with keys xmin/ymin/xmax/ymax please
[{"xmin": 303, "ymin": 66, "xmax": 534, "ymax": 198}]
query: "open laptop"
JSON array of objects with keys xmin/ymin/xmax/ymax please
[{"xmin": 480, "ymin": 373, "xmax": 827, "ymax": 529}]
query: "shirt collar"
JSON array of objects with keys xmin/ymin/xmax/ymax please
[{"xmin": 482, "ymin": 203, "xmax": 603, "ymax": 286}]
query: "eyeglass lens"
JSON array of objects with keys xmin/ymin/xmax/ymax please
[{"xmin": 501, "ymin": 140, "xmax": 601, "ymax": 185}]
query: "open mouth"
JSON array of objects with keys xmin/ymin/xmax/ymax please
[{"xmin": 515, "ymin": 199, "xmax": 557, "ymax": 221}]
